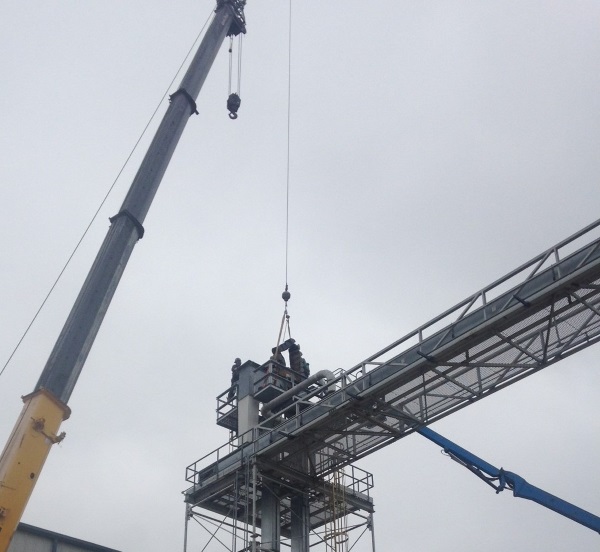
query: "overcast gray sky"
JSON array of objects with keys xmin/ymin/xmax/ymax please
[{"xmin": 1, "ymin": 1, "xmax": 600, "ymax": 551}]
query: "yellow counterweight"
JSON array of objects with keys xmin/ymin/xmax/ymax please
[{"xmin": 0, "ymin": 390, "xmax": 70, "ymax": 552}]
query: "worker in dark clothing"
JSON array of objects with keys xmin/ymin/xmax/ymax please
[
  {"xmin": 228, "ymin": 357, "xmax": 242, "ymax": 401},
  {"xmin": 270, "ymin": 347, "xmax": 286, "ymax": 366},
  {"xmin": 288, "ymin": 341, "xmax": 310, "ymax": 381},
  {"xmin": 300, "ymin": 357, "xmax": 310, "ymax": 379},
  {"xmin": 288, "ymin": 342, "xmax": 301, "ymax": 372}
]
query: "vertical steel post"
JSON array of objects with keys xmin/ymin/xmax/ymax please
[
  {"xmin": 251, "ymin": 461, "xmax": 258, "ymax": 552},
  {"xmin": 233, "ymin": 474, "xmax": 239, "ymax": 552},
  {"xmin": 290, "ymin": 452, "xmax": 310, "ymax": 552},
  {"xmin": 290, "ymin": 494, "xmax": 309, "ymax": 552},
  {"xmin": 369, "ymin": 513, "xmax": 376, "ymax": 552},
  {"xmin": 260, "ymin": 485, "xmax": 280, "ymax": 552},
  {"xmin": 183, "ymin": 504, "xmax": 191, "ymax": 552}
]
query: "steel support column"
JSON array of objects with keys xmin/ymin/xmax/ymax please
[
  {"xmin": 290, "ymin": 493, "xmax": 310, "ymax": 552},
  {"xmin": 260, "ymin": 484, "xmax": 280, "ymax": 552}
]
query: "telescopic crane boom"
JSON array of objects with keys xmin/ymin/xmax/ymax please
[{"xmin": 0, "ymin": 3, "xmax": 246, "ymax": 550}]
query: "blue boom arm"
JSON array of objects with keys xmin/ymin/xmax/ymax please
[{"xmin": 417, "ymin": 427, "xmax": 600, "ymax": 534}]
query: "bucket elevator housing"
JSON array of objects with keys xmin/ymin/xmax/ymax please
[{"xmin": 184, "ymin": 219, "xmax": 600, "ymax": 551}]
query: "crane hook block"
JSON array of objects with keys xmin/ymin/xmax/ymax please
[
  {"xmin": 282, "ymin": 288, "xmax": 291, "ymax": 302},
  {"xmin": 227, "ymin": 93, "xmax": 241, "ymax": 120}
]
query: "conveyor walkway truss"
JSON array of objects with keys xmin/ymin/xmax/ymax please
[{"xmin": 185, "ymin": 218, "xmax": 600, "ymax": 546}]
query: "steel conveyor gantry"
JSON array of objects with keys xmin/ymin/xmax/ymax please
[{"xmin": 186, "ymin": 218, "xmax": 600, "ymax": 512}]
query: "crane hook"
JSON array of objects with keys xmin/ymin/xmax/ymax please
[{"xmin": 227, "ymin": 93, "xmax": 241, "ymax": 120}]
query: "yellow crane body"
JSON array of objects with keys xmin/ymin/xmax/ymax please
[{"xmin": 0, "ymin": 390, "xmax": 70, "ymax": 552}]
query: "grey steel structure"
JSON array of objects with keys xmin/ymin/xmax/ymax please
[{"xmin": 184, "ymin": 218, "xmax": 600, "ymax": 551}]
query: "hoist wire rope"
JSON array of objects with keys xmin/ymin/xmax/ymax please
[
  {"xmin": 228, "ymin": 35, "xmax": 243, "ymax": 97},
  {"xmin": 237, "ymin": 34, "xmax": 243, "ymax": 96},
  {"xmin": 274, "ymin": 0, "xmax": 294, "ymax": 353},
  {"xmin": 285, "ymin": 0, "xmax": 293, "ymax": 287},
  {"xmin": 0, "ymin": 8, "xmax": 214, "ymax": 379},
  {"xmin": 228, "ymin": 36, "xmax": 234, "ymax": 95}
]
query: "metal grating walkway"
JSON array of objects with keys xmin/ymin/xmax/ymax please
[{"xmin": 185, "ymin": 218, "xmax": 600, "ymax": 511}]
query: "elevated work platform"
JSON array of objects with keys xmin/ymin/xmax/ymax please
[{"xmin": 217, "ymin": 357, "xmax": 317, "ymax": 433}]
